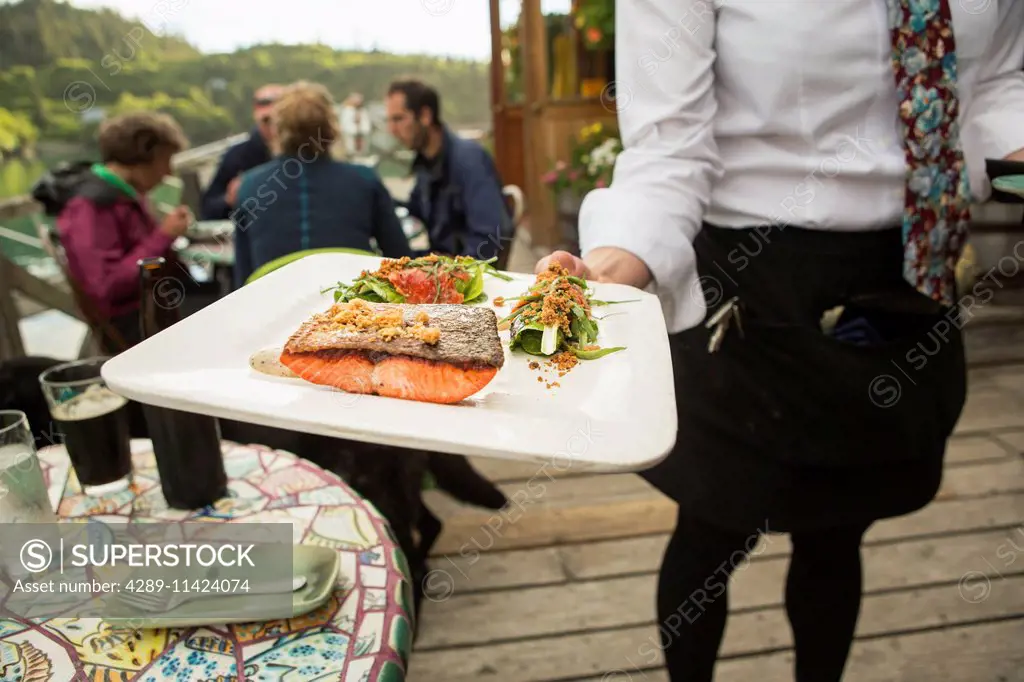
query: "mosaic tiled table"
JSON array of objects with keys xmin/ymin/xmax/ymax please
[{"xmin": 2, "ymin": 439, "xmax": 413, "ymax": 682}]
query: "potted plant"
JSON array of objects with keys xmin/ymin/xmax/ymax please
[
  {"xmin": 542, "ymin": 122, "xmax": 621, "ymax": 253},
  {"xmin": 573, "ymin": 0, "xmax": 614, "ymax": 51}
]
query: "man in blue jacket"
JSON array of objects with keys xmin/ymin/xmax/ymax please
[
  {"xmin": 385, "ymin": 79, "xmax": 513, "ymax": 263},
  {"xmin": 200, "ymin": 84, "xmax": 283, "ymax": 220}
]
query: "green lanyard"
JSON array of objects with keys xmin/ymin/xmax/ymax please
[{"xmin": 90, "ymin": 163, "xmax": 138, "ymax": 200}]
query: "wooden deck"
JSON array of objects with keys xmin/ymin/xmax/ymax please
[{"xmin": 409, "ymin": 364, "xmax": 1024, "ymax": 681}]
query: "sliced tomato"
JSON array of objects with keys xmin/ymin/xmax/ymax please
[{"xmin": 387, "ymin": 269, "xmax": 465, "ymax": 303}]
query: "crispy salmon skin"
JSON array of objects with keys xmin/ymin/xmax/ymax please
[{"xmin": 280, "ymin": 299, "xmax": 504, "ymax": 404}]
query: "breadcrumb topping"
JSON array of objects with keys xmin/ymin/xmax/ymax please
[
  {"xmin": 550, "ymin": 351, "xmax": 578, "ymax": 374},
  {"xmin": 321, "ymin": 299, "xmax": 440, "ymax": 344},
  {"xmin": 525, "ymin": 349, "xmax": 579, "ymax": 387},
  {"xmin": 511, "ymin": 263, "xmax": 590, "ymax": 335},
  {"xmin": 371, "ymin": 256, "xmax": 413, "ymax": 278}
]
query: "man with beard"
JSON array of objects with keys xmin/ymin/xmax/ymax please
[{"xmin": 385, "ymin": 79, "xmax": 512, "ymax": 263}]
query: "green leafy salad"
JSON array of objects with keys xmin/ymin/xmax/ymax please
[
  {"xmin": 321, "ymin": 255, "xmax": 511, "ymax": 305},
  {"xmin": 499, "ymin": 262, "xmax": 630, "ymax": 360}
]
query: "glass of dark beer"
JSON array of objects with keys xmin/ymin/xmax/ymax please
[{"xmin": 38, "ymin": 357, "xmax": 132, "ymax": 497}]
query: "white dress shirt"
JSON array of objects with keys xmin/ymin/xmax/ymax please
[{"xmin": 579, "ymin": 0, "xmax": 1024, "ymax": 334}]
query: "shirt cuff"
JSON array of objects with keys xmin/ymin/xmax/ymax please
[{"xmin": 578, "ymin": 188, "xmax": 706, "ymax": 334}]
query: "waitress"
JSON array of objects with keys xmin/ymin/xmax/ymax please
[{"xmin": 540, "ymin": 1, "xmax": 1024, "ymax": 680}]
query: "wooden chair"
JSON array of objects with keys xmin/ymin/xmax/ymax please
[{"xmin": 41, "ymin": 226, "xmax": 129, "ymax": 357}]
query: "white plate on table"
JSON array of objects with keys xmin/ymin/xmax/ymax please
[
  {"xmin": 101, "ymin": 253, "xmax": 677, "ymax": 472},
  {"xmin": 187, "ymin": 220, "xmax": 234, "ymax": 241}
]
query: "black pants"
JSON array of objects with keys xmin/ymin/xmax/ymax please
[{"xmin": 657, "ymin": 510, "xmax": 870, "ymax": 681}]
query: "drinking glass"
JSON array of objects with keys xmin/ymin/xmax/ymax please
[
  {"xmin": 0, "ymin": 411, "xmax": 57, "ymax": 524},
  {"xmin": 38, "ymin": 357, "xmax": 132, "ymax": 497}
]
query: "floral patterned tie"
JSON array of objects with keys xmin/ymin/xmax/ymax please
[{"xmin": 887, "ymin": 0, "xmax": 972, "ymax": 307}]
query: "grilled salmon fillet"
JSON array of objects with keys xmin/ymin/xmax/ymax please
[{"xmin": 280, "ymin": 299, "xmax": 504, "ymax": 404}]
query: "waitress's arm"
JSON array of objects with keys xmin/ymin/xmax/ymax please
[
  {"xmin": 578, "ymin": 0, "xmax": 723, "ymax": 334},
  {"xmin": 960, "ymin": 1, "xmax": 1024, "ymax": 192}
]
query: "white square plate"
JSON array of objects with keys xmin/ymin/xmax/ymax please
[{"xmin": 101, "ymin": 253, "xmax": 677, "ymax": 471}]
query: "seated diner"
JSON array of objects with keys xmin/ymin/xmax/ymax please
[
  {"xmin": 55, "ymin": 111, "xmax": 193, "ymax": 354},
  {"xmin": 231, "ymin": 80, "xmax": 413, "ymax": 288}
]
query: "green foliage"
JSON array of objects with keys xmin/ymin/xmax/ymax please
[
  {"xmin": 0, "ymin": 107, "xmax": 39, "ymax": 153},
  {"xmin": 0, "ymin": 0, "xmax": 490, "ymax": 149},
  {"xmin": 573, "ymin": 0, "xmax": 615, "ymax": 50},
  {"xmin": 541, "ymin": 122, "xmax": 620, "ymax": 198},
  {"xmin": 0, "ymin": 0, "xmax": 199, "ymax": 68}
]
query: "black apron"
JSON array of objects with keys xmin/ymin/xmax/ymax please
[{"xmin": 641, "ymin": 223, "xmax": 967, "ymax": 533}]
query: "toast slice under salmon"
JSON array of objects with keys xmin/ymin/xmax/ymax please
[{"xmin": 280, "ymin": 299, "xmax": 505, "ymax": 404}]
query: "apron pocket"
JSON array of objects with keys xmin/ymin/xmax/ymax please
[{"xmin": 703, "ymin": 314, "xmax": 966, "ymax": 469}]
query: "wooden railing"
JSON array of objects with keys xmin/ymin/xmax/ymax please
[{"xmin": 0, "ymin": 137, "xmax": 244, "ymax": 362}]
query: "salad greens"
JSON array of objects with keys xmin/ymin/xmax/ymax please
[
  {"xmin": 500, "ymin": 264, "xmax": 630, "ymax": 360},
  {"xmin": 321, "ymin": 255, "xmax": 511, "ymax": 305}
]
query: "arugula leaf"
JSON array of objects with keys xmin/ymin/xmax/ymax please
[
  {"xmin": 567, "ymin": 275, "xmax": 590, "ymax": 290},
  {"xmin": 502, "ymin": 294, "xmax": 542, "ymax": 304},
  {"xmin": 590, "ymin": 299, "xmax": 640, "ymax": 306},
  {"xmin": 572, "ymin": 346, "xmax": 626, "ymax": 360},
  {"xmin": 569, "ymin": 315, "xmax": 586, "ymax": 345},
  {"xmin": 363, "ymin": 278, "xmax": 405, "ymax": 303},
  {"xmin": 510, "ymin": 315, "xmax": 554, "ymax": 354},
  {"xmin": 571, "ymin": 305, "xmax": 599, "ymax": 345},
  {"xmin": 463, "ymin": 266, "xmax": 486, "ymax": 303},
  {"xmin": 509, "ymin": 315, "xmax": 542, "ymax": 341},
  {"xmin": 484, "ymin": 261, "xmax": 514, "ymax": 281},
  {"xmin": 512, "ymin": 328, "xmax": 561, "ymax": 356},
  {"xmin": 498, "ymin": 306, "xmax": 527, "ymax": 327},
  {"xmin": 517, "ymin": 332, "xmax": 545, "ymax": 355}
]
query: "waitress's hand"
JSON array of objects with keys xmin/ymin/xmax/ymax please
[{"xmin": 535, "ymin": 247, "xmax": 652, "ymax": 290}]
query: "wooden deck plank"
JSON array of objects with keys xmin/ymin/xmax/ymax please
[
  {"xmin": 428, "ymin": 458, "xmax": 1023, "ymax": 556},
  {"xmin": 982, "ymin": 365, "xmax": 1024, "ymax": 397},
  {"xmin": 573, "ymin": 621, "xmax": 1024, "ymax": 682},
  {"xmin": 992, "ymin": 428, "xmax": 1024, "ymax": 456},
  {"xmin": 463, "ymin": 432, "xmax": 1010, "ymax": 486},
  {"xmin": 561, "ymin": 500, "xmax": 1024, "ymax": 585},
  {"xmin": 942, "ymin": 434, "xmax": 1016, "ymax": 464},
  {"xmin": 428, "ymin": 496, "xmax": 676, "ymax": 556},
  {"xmin": 416, "ymin": 530, "xmax": 1024, "ymax": 650},
  {"xmin": 409, "ymin": 576, "xmax": 1024, "ymax": 681},
  {"xmin": 955, "ymin": 387, "xmax": 1024, "ymax": 432},
  {"xmin": 593, "ymin": 620, "xmax": 1024, "ymax": 682},
  {"xmin": 935, "ymin": 459, "xmax": 1024, "ymax": 500},
  {"xmin": 429, "ymin": 493, "xmax": 1024, "ymax": 594},
  {"xmin": 465, "ymin": 455, "xmax": 600, "ymax": 483},
  {"xmin": 411, "ymin": 373, "xmax": 1024, "ymax": 681},
  {"xmin": 424, "ymin": 473, "xmax": 673, "ymax": 556}
]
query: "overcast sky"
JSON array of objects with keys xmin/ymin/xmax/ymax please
[{"xmin": 64, "ymin": 0, "xmax": 574, "ymax": 60}]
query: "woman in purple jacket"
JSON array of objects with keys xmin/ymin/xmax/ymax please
[{"xmin": 57, "ymin": 112, "xmax": 192, "ymax": 353}]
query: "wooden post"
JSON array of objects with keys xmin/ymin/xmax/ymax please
[
  {"xmin": 0, "ymin": 255, "xmax": 27, "ymax": 361},
  {"xmin": 521, "ymin": 0, "xmax": 555, "ymax": 248}
]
